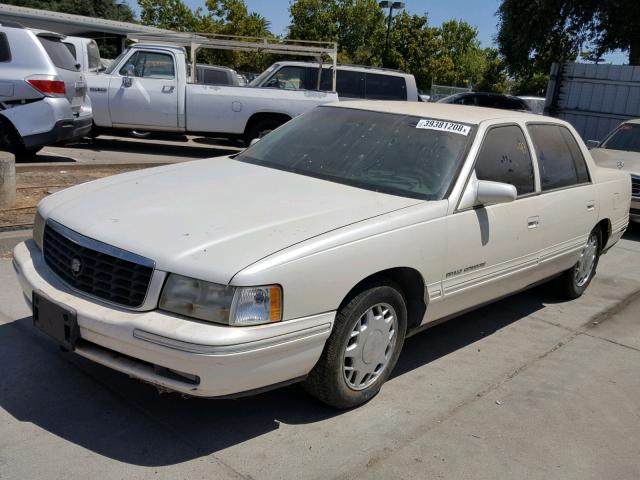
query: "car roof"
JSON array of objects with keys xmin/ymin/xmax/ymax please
[
  {"xmin": 329, "ymin": 101, "xmax": 561, "ymax": 125},
  {"xmin": 271, "ymin": 61, "xmax": 408, "ymax": 76}
]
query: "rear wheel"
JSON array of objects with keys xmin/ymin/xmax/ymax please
[
  {"xmin": 557, "ymin": 227, "xmax": 602, "ymax": 299},
  {"xmin": 303, "ymin": 283, "xmax": 407, "ymax": 409}
]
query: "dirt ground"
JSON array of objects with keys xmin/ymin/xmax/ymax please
[{"xmin": 0, "ymin": 166, "xmax": 154, "ymax": 229}]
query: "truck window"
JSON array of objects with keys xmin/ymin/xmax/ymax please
[
  {"xmin": 475, "ymin": 125, "xmax": 535, "ymax": 195},
  {"xmin": 336, "ymin": 70, "xmax": 365, "ymax": 98},
  {"xmin": 38, "ymin": 35, "xmax": 77, "ymax": 71},
  {"xmin": 365, "ymin": 73, "xmax": 407, "ymax": 101},
  {"xmin": 104, "ymin": 49, "xmax": 128, "ymax": 74},
  {"xmin": 0, "ymin": 33, "xmax": 10, "ymax": 62},
  {"xmin": 528, "ymin": 124, "xmax": 589, "ymax": 191},
  {"xmin": 119, "ymin": 51, "xmax": 175, "ymax": 79},
  {"xmin": 263, "ymin": 66, "xmax": 307, "ymax": 90},
  {"xmin": 306, "ymin": 67, "xmax": 333, "ymax": 91},
  {"xmin": 63, "ymin": 42, "xmax": 77, "ymax": 61},
  {"xmin": 87, "ymin": 41, "xmax": 101, "ymax": 70}
]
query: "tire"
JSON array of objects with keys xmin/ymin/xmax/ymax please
[
  {"xmin": 557, "ymin": 227, "xmax": 602, "ymax": 299},
  {"xmin": 14, "ymin": 146, "xmax": 41, "ymax": 163},
  {"xmin": 244, "ymin": 117, "xmax": 286, "ymax": 146},
  {"xmin": 303, "ymin": 282, "xmax": 407, "ymax": 409}
]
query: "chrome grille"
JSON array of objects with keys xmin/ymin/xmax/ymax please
[
  {"xmin": 632, "ymin": 175, "xmax": 640, "ymax": 198},
  {"xmin": 43, "ymin": 221, "xmax": 155, "ymax": 308}
]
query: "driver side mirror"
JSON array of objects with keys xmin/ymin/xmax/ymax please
[
  {"xmin": 121, "ymin": 64, "xmax": 135, "ymax": 88},
  {"xmin": 459, "ymin": 176, "xmax": 518, "ymax": 210},
  {"xmin": 586, "ymin": 139, "xmax": 600, "ymax": 149}
]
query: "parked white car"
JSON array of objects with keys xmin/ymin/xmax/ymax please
[
  {"xmin": 589, "ymin": 119, "xmax": 640, "ymax": 223},
  {"xmin": 87, "ymin": 43, "xmax": 338, "ymax": 143},
  {"xmin": 13, "ymin": 103, "xmax": 630, "ymax": 408}
]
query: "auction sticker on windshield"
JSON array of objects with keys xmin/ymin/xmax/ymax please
[{"xmin": 416, "ymin": 119, "xmax": 471, "ymax": 136}]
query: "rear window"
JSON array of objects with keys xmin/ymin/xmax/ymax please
[
  {"xmin": 0, "ymin": 33, "xmax": 11, "ymax": 62},
  {"xmin": 63, "ymin": 42, "xmax": 77, "ymax": 61},
  {"xmin": 602, "ymin": 123, "xmax": 640, "ymax": 153},
  {"xmin": 365, "ymin": 73, "xmax": 407, "ymax": 101},
  {"xmin": 38, "ymin": 35, "xmax": 77, "ymax": 71},
  {"xmin": 200, "ymin": 68, "xmax": 229, "ymax": 85}
]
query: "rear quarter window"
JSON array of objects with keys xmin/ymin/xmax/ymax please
[
  {"xmin": 365, "ymin": 73, "xmax": 407, "ymax": 101},
  {"xmin": 38, "ymin": 35, "xmax": 77, "ymax": 71},
  {"xmin": 0, "ymin": 33, "xmax": 10, "ymax": 62}
]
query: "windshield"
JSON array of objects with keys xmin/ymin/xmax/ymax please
[
  {"xmin": 602, "ymin": 123, "xmax": 640, "ymax": 153},
  {"xmin": 104, "ymin": 49, "xmax": 128, "ymax": 74},
  {"xmin": 237, "ymin": 107, "xmax": 474, "ymax": 200},
  {"xmin": 249, "ymin": 63, "xmax": 278, "ymax": 87}
]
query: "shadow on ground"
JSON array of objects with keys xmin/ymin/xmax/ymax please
[
  {"xmin": 0, "ymin": 285, "xmax": 551, "ymax": 467},
  {"xmin": 622, "ymin": 222, "xmax": 640, "ymax": 242},
  {"xmin": 72, "ymin": 137, "xmax": 240, "ymax": 159}
]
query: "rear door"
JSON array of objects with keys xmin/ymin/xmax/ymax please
[
  {"xmin": 526, "ymin": 123, "xmax": 596, "ymax": 274},
  {"xmin": 108, "ymin": 49, "xmax": 178, "ymax": 128}
]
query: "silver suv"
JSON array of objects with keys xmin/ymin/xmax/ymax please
[{"xmin": 0, "ymin": 22, "xmax": 92, "ymax": 161}]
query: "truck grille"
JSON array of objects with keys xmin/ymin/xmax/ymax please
[
  {"xmin": 632, "ymin": 175, "xmax": 640, "ymax": 198},
  {"xmin": 43, "ymin": 222, "xmax": 155, "ymax": 308}
]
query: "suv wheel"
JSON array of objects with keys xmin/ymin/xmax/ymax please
[
  {"xmin": 303, "ymin": 283, "xmax": 407, "ymax": 409},
  {"xmin": 557, "ymin": 227, "xmax": 602, "ymax": 299}
]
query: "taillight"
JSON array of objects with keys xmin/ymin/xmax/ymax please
[{"xmin": 26, "ymin": 78, "xmax": 66, "ymax": 96}]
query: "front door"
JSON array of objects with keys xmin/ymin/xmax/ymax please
[
  {"xmin": 108, "ymin": 50, "xmax": 178, "ymax": 129},
  {"xmin": 434, "ymin": 124, "xmax": 540, "ymax": 320}
]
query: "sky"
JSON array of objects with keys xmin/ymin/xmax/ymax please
[{"xmin": 130, "ymin": 0, "xmax": 628, "ymax": 64}]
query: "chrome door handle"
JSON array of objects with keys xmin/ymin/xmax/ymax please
[
  {"xmin": 587, "ymin": 202, "xmax": 595, "ymax": 211},
  {"xmin": 527, "ymin": 216, "xmax": 540, "ymax": 229},
  {"xmin": 161, "ymin": 85, "xmax": 175, "ymax": 93}
]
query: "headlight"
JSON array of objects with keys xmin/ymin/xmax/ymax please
[
  {"xmin": 33, "ymin": 210, "xmax": 45, "ymax": 250},
  {"xmin": 159, "ymin": 273, "xmax": 282, "ymax": 326}
]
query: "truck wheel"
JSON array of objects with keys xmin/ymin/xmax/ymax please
[
  {"xmin": 244, "ymin": 118, "xmax": 286, "ymax": 145},
  {"xmin": 557, "ymin": 228, "xmax": 602, "ymax": 299},
  {"xmin": 303, "ymin": 282, "xmax": 407, "ymax": 409}
]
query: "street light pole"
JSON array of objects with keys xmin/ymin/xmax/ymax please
[{"xmin": 379, "ymin": 1, "xmax": 405, "ymax": 67}]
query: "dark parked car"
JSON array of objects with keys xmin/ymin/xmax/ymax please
[{"xmin": 438, "ymin": 92, "xmax": 530, "ymax": 111}]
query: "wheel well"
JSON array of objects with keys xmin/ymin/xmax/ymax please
[
  {"xmin": 338, "ymin": 267, "xmax": 427, "ymax": 331},
  {"xmin": 0, "ymin": 114, "xmax": 22, "ymax": 151},
  {"xmin": 244, "ymin": 112, "xmax": 292, "ymax": 136},
  {"xmin": 596, "ymin": 218, "xmax": 612, "ymax": 251}
]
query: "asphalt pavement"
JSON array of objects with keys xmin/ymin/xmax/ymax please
[{"xmin": 0, "ymin": 225, "xmax": 639, "ymax": 479}]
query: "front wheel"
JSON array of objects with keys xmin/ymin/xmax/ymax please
[
  {"xmin": 303, "ymin": 283, "xmax": 407, "ymax": 409},
  {"xmin": 557, "ymin": 227, "xmax": 602, "ymax": 299}
]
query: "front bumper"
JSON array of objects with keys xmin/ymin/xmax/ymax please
[{"xmin": 13, "ymin": 240, "xmax": 334, "ymax": 397}]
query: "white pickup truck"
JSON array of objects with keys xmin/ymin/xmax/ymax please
[{"xmin": 87, "ymin": 43, "xmax": 339, "ymax": 143}]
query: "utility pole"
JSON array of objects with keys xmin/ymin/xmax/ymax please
[{"xmin": 379, "ymin": 1, "xmax": 405, "ymax": 67}]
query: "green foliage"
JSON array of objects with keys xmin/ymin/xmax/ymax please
[
  {"xmin": 2, "ymin": 0, "xmax": 135, "ymax": 21},
  {"xmin": 497, "ymin": 0, "xmax": 640, "ymax": 81}
]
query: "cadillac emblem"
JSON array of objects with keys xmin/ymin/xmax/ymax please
[{"xmin": 70, "ymin": 257, "xmax": 83, "ymax": 276}]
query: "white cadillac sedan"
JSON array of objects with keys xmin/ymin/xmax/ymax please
[{"xmin": 13, "ymin": 103, "xmax": 631, "ymax": 408}]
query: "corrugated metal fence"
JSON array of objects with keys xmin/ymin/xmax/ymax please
[{"xmin": 545, "ymin": 62, "xmax": 640, "ymax": 141}]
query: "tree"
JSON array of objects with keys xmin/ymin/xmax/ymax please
[
  {"xmin": 138, "ymin": 0, "xmax": 199, "ymax": 31},
  {"xmin": 497, "ymin": 0, "xmax": 640, "ymax": 80},
  {"xmin": 475, "ymin": 49, "xmax": 508, "ymax": 93},
  {"xmin": 2, "ymin": 0, "xmax": 134, "ymax": 22}
]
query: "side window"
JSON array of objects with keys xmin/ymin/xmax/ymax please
[
  {"xmin": 119, "ymin": 51, "xmax": 175, "ymax": 79},
  {"xmin": 365, "ymin": 73, "xmax": 407, "ymax": 100},
  {"xmin": 0, "ymin": 33, "xmax": 10, "ymax": 62},
  {"xmin": 336, "ymin": 70, "xmax": 365, "ymax": 98},
  {"xmin": 306, "ymin": 67, "xmax": 333, "ymax": 91},
  {"xmin": 263, "ymin": 66, "xmax": 307, "ymax": 90},
  {"xmin": 202, "ymin": 69, "xmax": 230, "ymax": 85},
  {"xmin": 528, "ymin": 124, "xmax": 589, "ymax": 190},
  {"xmin": 63, "ymin": 42, "xmax": 77, "ymax": 61},
  {"xmin": 475, "ymin": 125, "xmax": 535, "ymax": 195}
]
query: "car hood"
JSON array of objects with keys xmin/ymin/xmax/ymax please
[
  {"xmin": 591, "ymin": 148, "xmax": 640, "ymax": 175},
  {"xmin": 42, "ymin": 158, "xmax": 422, "ymax": 284}
]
